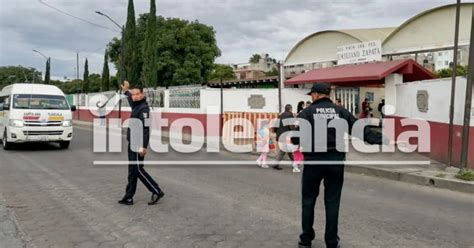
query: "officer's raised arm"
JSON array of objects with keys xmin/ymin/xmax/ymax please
[
  {"xmin": 121, "ymin": 80, "xmax": 133, "ymax": 107},
  {"xmin": 340, "ymin": 108, "xmax": 383, "ymax": 145}
]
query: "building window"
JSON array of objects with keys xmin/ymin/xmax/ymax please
[{"xmin": 445, "ymin": 61, "xmax": 448, "ymax": 66}]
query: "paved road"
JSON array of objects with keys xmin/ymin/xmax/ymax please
[{"xmin": 0, "ymin": 127, "xmax": 473, "ymax": 248}]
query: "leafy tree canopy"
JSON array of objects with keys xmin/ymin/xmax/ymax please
[
  {"xmin": 208, "ymin": 64, "xmax": 236, "ymax": 82},
  {"xmin": 108, "ymin": 14, "xmax": 220, "ymax": 87}
]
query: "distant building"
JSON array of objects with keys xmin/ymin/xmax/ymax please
[
  {"xmin": 233, "ymin": 53, "xmax": 278, "ymax": 80},
  {"xmin": 51, "ymin": 76, "xmax": 73, "ymax": 82},
  {"xmin": 282, "ymin": 2, "xmax": 473, "ymax": 120},
  {"xmin": 284, "ymin": 3, "xmax": 472, "ymax": 75}
]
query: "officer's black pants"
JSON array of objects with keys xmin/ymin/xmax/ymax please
[
  {"xmin": 300, "ymin": 163, "xmax": 344, "ymax": 248},
  {"xmin": 124, "ymin": 146, "xmax": 161, "ymax": 199}
]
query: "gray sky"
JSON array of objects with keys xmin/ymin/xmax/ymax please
[{"xmin": 0, "ymin": 0, "xmax": 465, "ymax": 79}]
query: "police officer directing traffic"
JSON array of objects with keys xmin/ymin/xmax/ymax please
[
  {"xmin": 118, "ymin": 80, "xmax": 165, "ymax": 206},
  {"xmin": 294, "ymin": 83, "xmax": 384, "ymax": 248}
]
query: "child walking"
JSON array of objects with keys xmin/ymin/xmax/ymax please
[
  {"xmin": 286, "ymin": 137, "xmax": 302, "ymax": 173},
  {"xmin": 256, "ymin": 120, "xmax": 270, "ymax": 168},
  {"xmin": 292, "ymin": 146, "xmax": 303, "ymax": 173}
]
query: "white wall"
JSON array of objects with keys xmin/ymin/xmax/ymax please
[
  {"xmin": 281, "ymin": 88, "xmax": 311, "ymax": 112},
  {"xmin": 223, "ymin": 88, "xmax": 279, "ymax": 113},
  {"xmin": 385, "ymin": 73, "xmax": 403, "ymax": 112},
  {"xmin": 73, "ymin": 87, "xmax": 327, "ymax": 115},
  {"xmin": 394, "ymin": 76, "xmax": 473, "ymax": 126}
]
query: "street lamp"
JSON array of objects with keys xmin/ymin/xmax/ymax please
[
  {"xmin": 32, "ymin": 49, "xmax": 51, "ymax": 84},
  {"xmin": 95, "ymin": 11, "xmax": 125, "ymax": 119}
]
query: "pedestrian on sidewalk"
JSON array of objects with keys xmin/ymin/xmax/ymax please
[
  {"xmin": 273, "ymin": 104, "xmax": 295, "ymax": 170},
  {"xmin": 118, "ymin": 80, "xmax": 165, "ymax": 206},
  {"xmin": 378, "ymin": 99, "xmax": 385, "ymax": 118},
  {"xmin": 378, "ymin": 99, "xmax": 385, "ymax": 127},
  {"xmin": 360, "ymin": 98, "xmax": 372, "ymax": 118},
  {"xmin": 293, "ymin": 83, "xmax": 384, "ymax": 248},
  {"xmin": 256, "ymin": 120, "xmax": 270, "ymax": 168},
  {"xmin": 297, "ymin": 101, "xmax": 305, "ymax": 113}
]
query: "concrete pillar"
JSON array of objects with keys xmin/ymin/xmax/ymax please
[
  {"xmin": 330, "ymin": 85, "xmax": 337, "ymax": 101},
  {"xmin": 384, "ymin": 73, "xmax": 403, "ymax": 115}
]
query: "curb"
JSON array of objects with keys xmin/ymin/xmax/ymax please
[
  {"xmin": 344, "ymin": 165, "xmax": 474, "ymax": 194},
  {"xmin": 72, "ymin": 120, "xmax": 474, "ymax": 194}
]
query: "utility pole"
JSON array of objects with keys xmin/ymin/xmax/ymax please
[
  {"xmin": 119, "ymin": 25, "xmax": 125, "ymax": 119},
  {"xmin": 460, "ymin": 6, "xmax": 474, "ymax": 168},
  {"xmin": 76, "ymin": 51, "xmax": 81, "ymax": 121},
  {"xmin": 278, "ymin": 62, "xmax": 284, "ymax": 113},
  {"xmin": 32, "ymin": 49, "xmax": 50, "ymax": 84},
  {"xmin": 220, "ymin": 76, "xmax": 224, "ymax": 137},
  {"xmin": 95, "ymin": 11, "xmax": 125, "ymax": 119},
  {"xmin": 447, "ymin": 0, "xmax": 461, "ymax": 167},
  {"xmin": 76, "ymin": 52, "xmax": 79, "ymax": 80}
]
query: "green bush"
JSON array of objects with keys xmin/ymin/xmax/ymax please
[
  {"xmin": 455, "ymin": 169, "xmax": 474, "ymax": 181},
  {"xmin": 435, "ymin": 65, "xmax": 467, "ymax": 78}
]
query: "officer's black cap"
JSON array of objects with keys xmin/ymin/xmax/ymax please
[{"xmin": 307, "ymin": 83, "xmax": 331, "ymax": 95}]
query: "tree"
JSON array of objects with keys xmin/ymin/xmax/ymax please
[
  {"xmin": 0, "ymin": 66, "xmax": 42, "ymax": 89},
  {"xmin": 110, "ymin": 75, "xmax": 119, "ymax": 90},
  {"xmin": 108, "ymin": 14, "xmax": 220, "ymax": 87},
  {"xmin": 209, "ymin": 64, "xmax": 236, "ymax": 81},
  {"xmin": 435, "ymin": 65, "xmax": 468, "ymax": 78},
  {"xmin": 124, "ymin": 0, "xmax": 141, "ymax": 85},
  {"xmin": 88, "ymin": 74, "xmax": 102, "ymax": 93},
  {"xmin": 249, "ymin": 54, "xmax": 261, "ymax": 63},
  {"xmin": 141, "ymin": 0, "xmax": 158, "ymax": 88},
  {"xmin": 265, "ymin": 67, "xmax": 279, "ymax": 77},
  {"xmin": 101, "ymin": 49, "xmax": 110, "ymax": 91},
  {"xmin": 44, "ymin": 58, "xmax": 51, "ymax": 84},
  {"xmin": 57, "ymin": 79, "xmax": 83, "ymax": 94},
  {"xmin": 83, "ymin": 58, "xmax": 89, "ymax": 93}
]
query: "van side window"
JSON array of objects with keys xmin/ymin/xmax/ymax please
[
  {"xmin": 0, "ymin": 96, "xmax": 4, "ymax": 111},
  {"xmin": 4, "ymin": 96, "xmax": 10, "ymax": 110}
]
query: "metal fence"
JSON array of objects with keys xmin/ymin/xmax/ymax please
[{"xmin": 169, "ymin": 87, "xmax": 201, "ymax": 108}]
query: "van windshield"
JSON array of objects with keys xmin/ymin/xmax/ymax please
[{"xmin": 12, "ymin": 94, "xmax": 69, "ymax": 110}]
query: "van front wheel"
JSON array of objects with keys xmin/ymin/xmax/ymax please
[
  {"xmin": 2, "ymin": 130, "xmax": 12, "ymax": 150},
  {"xmin": 59, "ymin": 141, "xmax": 70, "ymax": 149}
]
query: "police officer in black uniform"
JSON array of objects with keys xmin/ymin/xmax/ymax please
[
  {"xmin": 118, "ymin": 81, "xmax": 164, "ymax": 206},
  {"xmin": 294, "ymin": 83, "xmax": 384, "ymax": 248}
]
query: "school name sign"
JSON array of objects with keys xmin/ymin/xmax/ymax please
[{"xmin": 337, "ymin": 40, "xmax": 382, "ymax": 65}]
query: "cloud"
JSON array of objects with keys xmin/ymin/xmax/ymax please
[{"xmin": 0, "ymin": 0, "xmax": 465, "ymax": 79}]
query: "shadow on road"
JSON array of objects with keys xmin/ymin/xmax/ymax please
[{"xmin": 3, "ymin": 142, "xmax": 63, "ymax": 151}]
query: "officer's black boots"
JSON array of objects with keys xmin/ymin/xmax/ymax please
[
  {"xmin": 148, "ymin": 191, "xmax": 165, "ymax": 205},
  {"xmin": 118, "ymin": 198, "xmax": 134, "ymax": 205}
]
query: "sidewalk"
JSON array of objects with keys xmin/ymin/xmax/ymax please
[
  {"xmin": 73, "ymin": 120, "xmax": 474, "ymax": 194},
  {"xmin": 250, "ymin": 145, "xmax": 474, "ymax": 194}
]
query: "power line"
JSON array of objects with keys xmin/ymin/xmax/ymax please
[{"xmin": 37, "ymin": 0, "xmax": 120, "ymax": 33}]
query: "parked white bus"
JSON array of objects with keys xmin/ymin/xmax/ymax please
[{"xmin": 0, "ymin": 83, "xmax": 76, "ymax": 150}]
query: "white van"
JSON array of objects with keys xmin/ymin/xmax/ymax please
[{"xmin": 0, "ymin": 83, "xmax": 76, "ymax": 150}]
